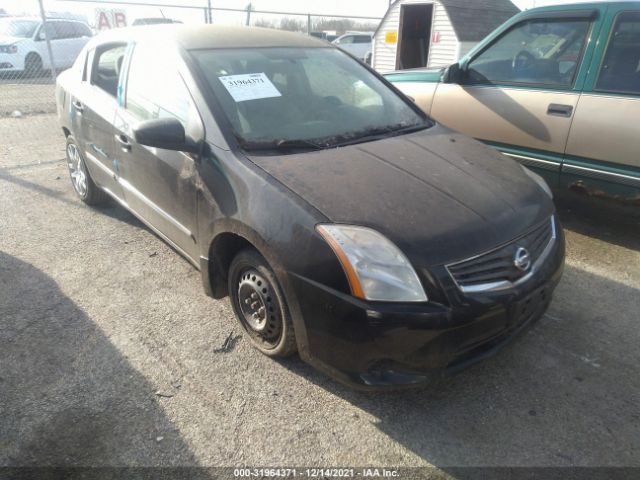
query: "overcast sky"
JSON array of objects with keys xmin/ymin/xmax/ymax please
[{"xmin": 1, "ymin": 0, "xmax": 612, "ymax": 24}]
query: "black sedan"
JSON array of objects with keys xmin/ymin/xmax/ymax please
[{"xmin": 55, "ymin": 25, "xmax": 564, "ymax": 389}]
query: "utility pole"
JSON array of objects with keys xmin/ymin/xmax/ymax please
[
  {"xmin": 207, "ymin": 0, "xmax": 212, "ymax": 23},
  {"xmin": 37, "ymin": 0, "xmax": 57, "ymax": 83},
  {"xmin": 245, "ymin": 3, "xmax": 252, "ymax": 26}
]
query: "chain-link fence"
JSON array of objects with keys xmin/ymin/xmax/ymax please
[
  {"xmin": 1, "ymin": 2, "xmax": 59, "ymax": 147},
  {"xmin": 0, "ymin": 0, "xmax": 381, "ymax": 148}
]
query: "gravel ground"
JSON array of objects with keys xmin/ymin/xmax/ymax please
[
  {"xmin": 0, "ymin": 82, "xmax": 56, "ymax": 116},
  {"xmin": 1, "ymin": 114, "xmax": 639, "ymax": 470}
]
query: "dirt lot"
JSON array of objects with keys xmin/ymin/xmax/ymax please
[{"xmin": 1, "ymin": 113, "xmax": 639, "ymax": 471}]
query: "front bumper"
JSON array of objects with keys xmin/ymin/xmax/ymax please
[
  {"xmin": 290, "ymin": 223, "xmax": 565, "ymax": 389},
  {"xmin": 0, "ymin": 53, "xmax": 22, "ymax": 72}
]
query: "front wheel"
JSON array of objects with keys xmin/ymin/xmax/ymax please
[
  {"xmin": 24, "ymin": 53, "xmax": 42, "ymax": 77},
  {"xmin": 228, "ymin": 249, "xmax": 297, "ymax": 357}
]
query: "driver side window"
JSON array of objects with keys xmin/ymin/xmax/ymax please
[{"xmin": 467, "ymin": 19, "xmax": 590, "ymax": 87}]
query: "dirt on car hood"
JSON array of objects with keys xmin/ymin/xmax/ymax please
[{"xmin": 248, "ymin": 124, "xmax": 555, "ymax": 266}]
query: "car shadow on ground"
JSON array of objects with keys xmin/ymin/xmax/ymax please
[
  {"xmin": 280, "ymin": 263, "xmax": 640, "ymax": 468},
  {"xmin": 0, "ymin": 164, "xmax": 145, "ymax": 231},
  {"xmin": 0, "ymin": 251, "xmax": 208, "ymax": 473},
  {"xmin": 554, "ymin": 191, "xmax": 640, "ymax": 252}
]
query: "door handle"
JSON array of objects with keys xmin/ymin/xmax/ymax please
[
  {"xmin": 115, "ymin": 134, "xmax": 132, "ymax": 152},
  {"xmin": 547, "ymin": 103, "xmax": 573, "ymax": 117},
  {"xmin": 72, "ymin": 100, "xmax": 84, "ymax": 112}
]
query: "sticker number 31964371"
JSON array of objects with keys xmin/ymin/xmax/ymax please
[{"xmin": 218, "ymin": 72, "xmax": 282, "ymax": 102}]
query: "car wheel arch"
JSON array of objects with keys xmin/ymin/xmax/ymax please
[
  {"xmin": 25, "ymin": 51, "xmax": 41, "ymax": 64},
  {"xmin": 204, "ymin": 222, "xmax": 287, "ymax": 300}
]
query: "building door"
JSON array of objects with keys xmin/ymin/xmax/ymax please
[{"xmin": 397, "ymin": 3, "xmax": 433, "ymax": 70}]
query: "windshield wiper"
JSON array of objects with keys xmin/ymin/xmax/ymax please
[
  {"xmin": 239, "ymin": 138, "xmax": 328, "ymax": 152},
  {"xmin": 238, "ymin": 122, "xmax": 431, "ymax": 153},
  {"xmin": 330, "ymin": 122, "xmax": 432, "ymax": 148}
]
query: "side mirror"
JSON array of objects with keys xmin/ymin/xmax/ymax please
[
  {"xmin": 37, "ymin": 30, "xmax": 47, "ymax": 41},
  {"xmin": 133, "ymin": 118, "xmax": 200, "ymax": 153},
  {"xmin": 442, "ymin": 62, "xmax": 465, "ymax": 84}
]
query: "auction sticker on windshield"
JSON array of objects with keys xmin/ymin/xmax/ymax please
[{"xmin": 219, "ymin": 73, "xmax": 282, "ymax": 102}]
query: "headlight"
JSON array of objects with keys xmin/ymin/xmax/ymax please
[
  {"xmin": 0, "ymin": 45, "xmax": 18, "ymax": 54},
  {"xmin": 522, "ymin": 165, "xmax": 553, "ymax": 198},
  {"xmin": 316, "ymin": 224, "xmax": 428, "ymax": 303}
]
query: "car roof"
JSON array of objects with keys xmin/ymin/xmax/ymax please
[
  {"xmin": 90, "ymin": 25, "xmax": 328, "ymax": 50},
  {"xmin": 524, "ymin": 1, "xmax": 640, "ymax": 14}
]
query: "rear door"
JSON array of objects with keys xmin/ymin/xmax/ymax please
[
  {"xmin": 49, "ymin": 21, "xmax": 77, "ymax": 68},
  {"xmin": 430, "ymin": 9, "xmax": 603, "ymax": 178},
  {"xmin": 77, "ymin": 42, "xmax": 128, "ymax": 200},
  {"xmin": 564, "ymin": 7, "xmax": 640, "ymax": 195},
  {"xmin": 68, "ymin": 22, "xmax": 92, "ymax": 63},
  {"xmin": 114, "ymin": 41, "xmax": 203, "ymax": 262}
]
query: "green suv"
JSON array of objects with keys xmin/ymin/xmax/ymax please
[{"xmin": 385, "ymin": 2, "xmax": 640, "ymax": 204}]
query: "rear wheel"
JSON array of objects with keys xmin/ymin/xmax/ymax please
[
  {"xmin": 24, "ymin": 53, "xmax": 42, "ymax": 77},
  {"xmin": 228, "ymin": 249, "xmax": 297, "ymax": 357},
  {"xmin": 66, "ymin": 136, "xmax": 108, "ymax": 206}
]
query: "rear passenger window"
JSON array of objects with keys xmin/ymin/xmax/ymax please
[
  {"xmin": 596, "ymin": 12, "xmax": 640, "ymax": 95},
  {"xmin": 92, "ymin": 44, "xmax": 127, "ymax": 98},
  {"xmin": 73, "ymin": 22, "xmax": 92, "ymax": 38},
  {"xmin": 125, "ymin": 42, "xmax": 195, "ymax": 125}
]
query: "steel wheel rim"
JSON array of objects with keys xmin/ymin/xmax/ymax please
[
  {"xmin": 67, "ymin": 143, "xmax": 87, "ymax": 197},
  {"xmin": 237, "ymin": 269, "xmax": 282, "ymax": 345}
]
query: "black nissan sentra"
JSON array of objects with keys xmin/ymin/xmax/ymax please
[{"xmin": 56, "ymin": 26, "xmax": 565, "ymax": 388}]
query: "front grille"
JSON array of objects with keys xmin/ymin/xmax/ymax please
[{"xmin": 447, "ymin": 216, "xmax": 556, "ymax": 293}]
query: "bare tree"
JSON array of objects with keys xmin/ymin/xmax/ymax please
[
  {"xmin": 314, "ymin": 18, "xmax": 379, "ymax": 34},
  {"xmin": 254, "ymin": 18, "xmax": 277, "ymax": 29},
  {"xmin": 279, "ymin": 17, "xmax": 304, "ymax": 32}
]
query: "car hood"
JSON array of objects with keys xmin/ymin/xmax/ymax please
[
  {"xmin": 0, "ymin": 35, "xmax": 22, "ymax": 45},
  {"xmin": 248, "ymin": 124, "xmax": 555, "ymax": 267}
]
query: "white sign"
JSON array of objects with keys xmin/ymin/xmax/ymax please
[
  {"xmin": 218, "ymin": 73, "xmax": 282, "ymax": 103},
  {"xmin": 96, "ymin": 8, "xmax": 127, "ymax": 30}
]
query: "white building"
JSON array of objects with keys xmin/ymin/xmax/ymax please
[{"xmin": 372, "ymin": 0, "xmax": 519, "ymax": 73}]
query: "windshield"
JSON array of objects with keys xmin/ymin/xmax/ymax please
[
  {"xmin": 0, "ymin": 19, "xmax": 39, "ymax": 38},
  {"xmin": 191, "ymin": 47, "xmax": 431, "ymax": 151}
]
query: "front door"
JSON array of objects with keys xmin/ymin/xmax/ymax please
[
  {"xmin": 114, "ymin": 42, "xmax": 202, "ymax": 262},
  {"xmin": 431, "ymin": 13, "xmax": 598, "ymax": 176}
]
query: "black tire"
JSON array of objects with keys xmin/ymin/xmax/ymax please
[
  {"xmin": 228, "ymin": 249, "xmax": 297, "ymax": 357},
  {"xmin": 65, "ymin": 135, "xmax": 109, "ymax": 206},
  {"xmin": 24, "ymin": 53, "xmax": 42, "ymax": 77}
]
